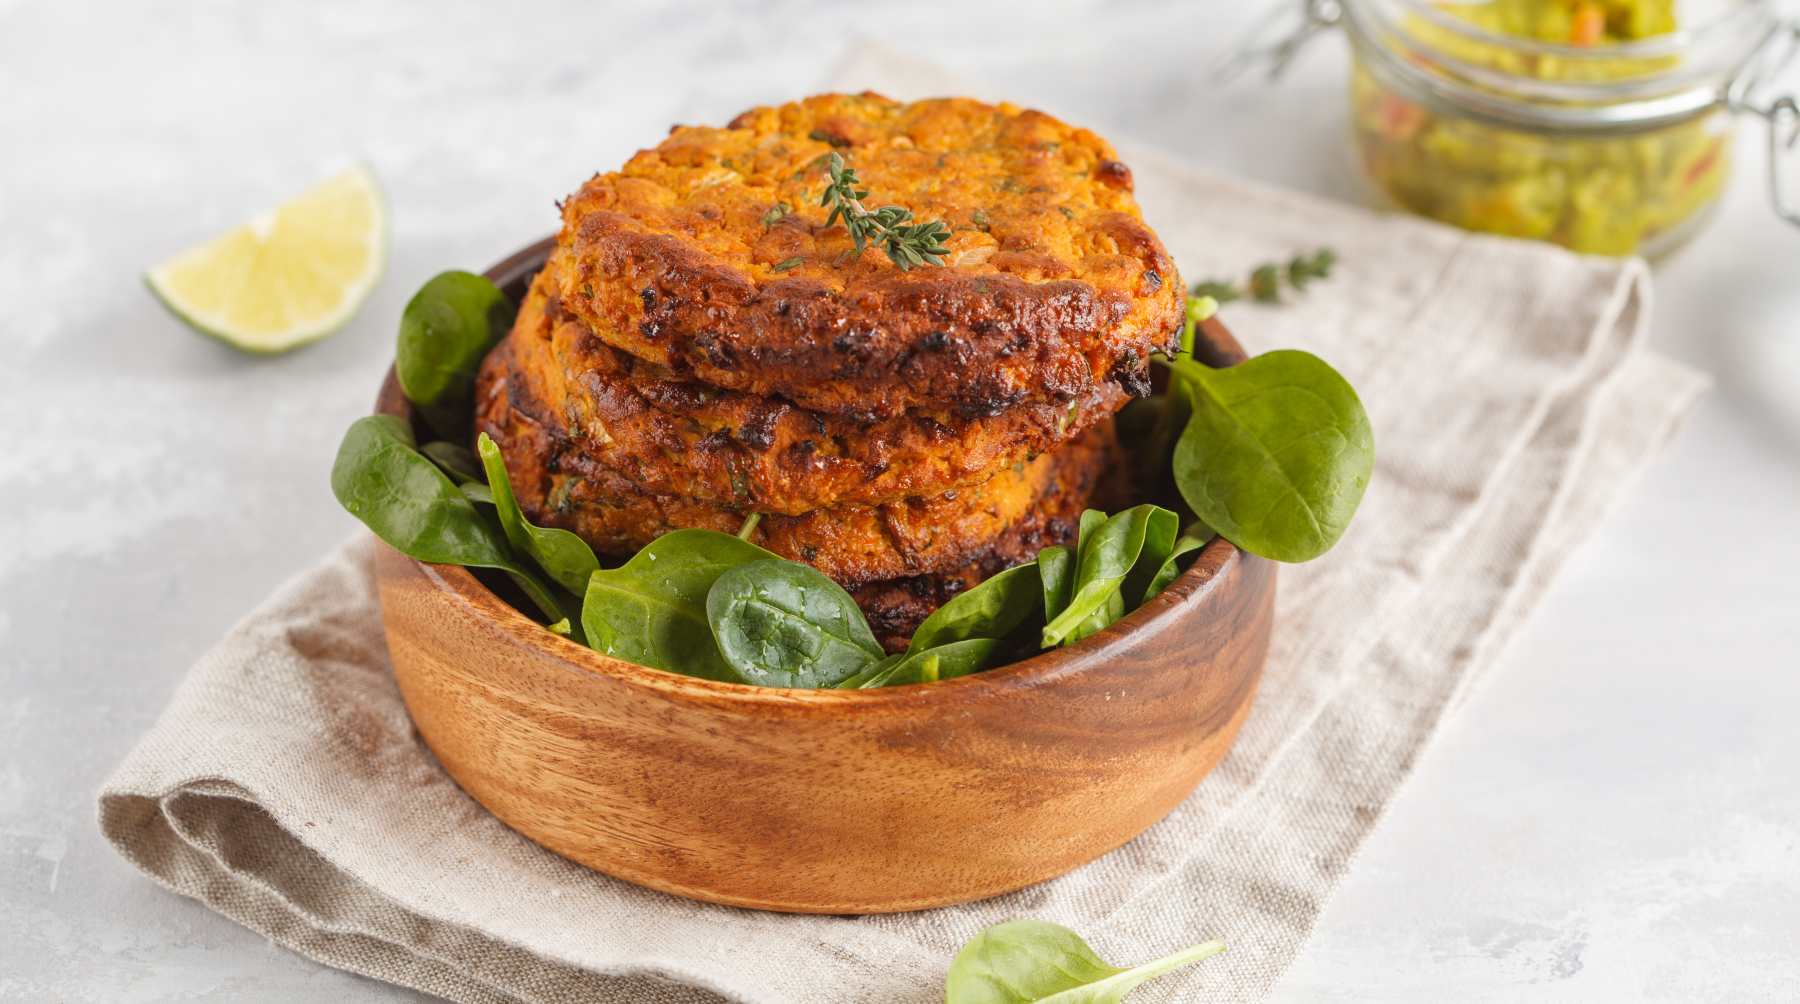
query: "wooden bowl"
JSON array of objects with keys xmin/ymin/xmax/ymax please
[{"xmin": 372, "ymin": 238, "xmax": 1276, "ymax": 914}]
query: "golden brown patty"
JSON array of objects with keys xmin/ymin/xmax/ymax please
[
  {"xmin": 546, "ymin": 92, "xmax": 1183, "ymax": 418},
  {"xmin": 489, "ymin": 269, "xmax": 1129, "ymax": 514},
  {"xmin": 477, "ymin": 364, "xmax": 1114, "ymax": 588}
]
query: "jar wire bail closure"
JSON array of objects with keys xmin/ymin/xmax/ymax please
[
  {"xmin": 1726, "ymin": 17, "xmax": 1800, "ymax": 224},
  {"xmin": 1215, "ymin": 0, "xmax": 1344, "ymax": 83}
]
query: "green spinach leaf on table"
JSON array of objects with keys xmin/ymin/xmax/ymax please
[
  {"xmin": 580, "ymin": 529, "xmax": 776, "ymax": 680},
  {"xmin": 475, "ymin": 433, "xmax": 600, "ymax": 595},
  {"xmin": 944, "ymin": 918, "xmax": 1225, "ymax": 1004},
  {"xmin": 1165, "ymin": 350, "xmax": 1373, "ymax": 563},
  {"xmin": 706, "ymin": 559, "xmax": 884, "ymax": 688},
  {"xmin": 395, "ymin": 271, "xmax": 515, "ymax": 438},
  {"xmin": 330, "ymin": 415, "xmax": 564, "ymax": 625}
]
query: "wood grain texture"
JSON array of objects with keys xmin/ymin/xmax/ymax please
[{"xmin": 369, "ymin": 239, "xmax": 1276, "ymax": 913}]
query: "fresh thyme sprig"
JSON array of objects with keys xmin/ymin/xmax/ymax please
[
  {"xmin": 1191, "ymin": 248, "xmax": 1338, "ymax": 305},
  {"xmin": 819, "ymin": 152, "xmax": 951, "ymax": 271}
]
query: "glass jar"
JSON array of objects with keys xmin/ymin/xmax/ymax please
[{"xmin": 1237, "ymin": 0, "xmax": 1800, "ymax": 256}]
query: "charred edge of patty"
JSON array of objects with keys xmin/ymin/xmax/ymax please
[
  {"xmin": 500, "ymin": 279, "xmax": 1135, "ymax": 514},
  {"xmin": 559, "ymin": 218, "xmax": 1175, "ymax": 417},
  {"xmin": 478, "ymin": 358, "xmax": 1116, "ymax": 588}
]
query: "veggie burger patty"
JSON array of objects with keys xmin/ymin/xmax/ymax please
[
  {"xmin": 490, "ymin": 269, "xmax": 1128, "ymax": 514},
  {"xmin": 544, "ymin": 92, "xmax": 1183, "ymax": 418},
  {"xmin": 476, "ymin": 362, "xmax": 1113, "ymax": 588},
  {"xmin": 477, "ymin": 92, "xmax": 1174, "ymax": 645}
]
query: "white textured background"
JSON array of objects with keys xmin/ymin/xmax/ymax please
[{"xmin": 3, "ymin": 1, "xmax": 1798, "ymax": 1001}]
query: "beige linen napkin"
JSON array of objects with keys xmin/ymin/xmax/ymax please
[{"xmin": 99, "ymin": 51, "xmax": 1706, "ymax": 1004}]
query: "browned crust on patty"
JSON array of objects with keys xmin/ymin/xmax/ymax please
[
  {"xmin": 485, "ymin": 268, "xmax": 1130, "ymax": 514},
  {"xmin": 547, "ymin": 93, "xmax": 1182, "ymax": 418},
  {"xmin": 476, "ymin": 362, "xmax": 1114, "ymax": 588}
]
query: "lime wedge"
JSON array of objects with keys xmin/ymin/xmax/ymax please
[{"xmin": 146, "ymin": 165, "xmax": 386, "ymax": 354}]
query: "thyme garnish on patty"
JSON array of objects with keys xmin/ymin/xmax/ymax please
[{"xmin": 819, "ymin": 152, "xmax": 951, "ymax": 271}]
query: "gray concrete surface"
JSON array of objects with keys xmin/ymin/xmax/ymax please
[{"xmin": 3, "ymin": 1, "xmax": 1797, "ymax": 1000}]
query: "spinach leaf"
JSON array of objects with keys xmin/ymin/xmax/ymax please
[
  {"xmin": 1154, "ymin": 378, "xmax": 1196, "ymax": 465},
  {"xmin": 907, "ymin": 562, "xmax": 1041, "ymax": 654},
  {"xmin": 1067, "ymin": 590, "xmax": 1125, "ymax": 646},
  {"xmin": 421, "ymin": 440, "xmax": 483, "ymax": 484},
  {"xmin": 545, "ymin": 589, "xmax": 588, "ymax": 646},
  {"xmin": 1145, "ymin": 530, "xmax": 1213, "ymax": 600},
  {"xmin": 1038, "ymin": 514, "xmax": 1120, "ymax": 647},
  {"xmin": 395, "ymin": 271, "xmax": 516, "ymax": 438},
  {"xmin": 832, "ymin": 652, "xmax": 905, "ymax": 690},
  {"xmin": 1041, "ymin": 505, "xmax": 1175, "ymax": 648},
  {"xmin": 475, "ymin": 432, "xmax": 600, "ymax": 595},
  {"xmin": 706, "ymin": 559, "xmax": 884, "ymax": 688},
  {"xmin": 1133, "ymin": 299, "xmax": 1220, "ymax": 468},
  {"xmin": 330, "ymin": 415, "xmax": 563, "ymax": 624},
  {"xmin": 1112, "ymin": 395, "xmax": 1166, "ymax": 457},
  {"xmin": 1166, "ymin": 350, "xmax": 1373, "ymax": 563},
  {"xmin": 1077, "ymin": 508, "xmax": 1107, "ymax": 545},
  {"xmin": 1044, "ymin": 510, "xmax": 1106, "ymax": 625},
  {"xmin": 460, "ymin": 482, "xmax": 494, "ymax": 505},
  {"xmin": 1038, "ymin": 544, "xmax": 1074, "ymax": 624},
  {"xmin": 580, "ymin": 529, "xmax": 776, "ymax": 680},
  {"xmin": 1119, "ymin": 506, "xmax": 1180, "ymax": 609},
  {"xmin": 857, "ymin": 638, "xmax": 997, "ymax": 688},
  {"xmin": 944, "ymin": 919, "xmax": 1225, "ymax": 1004}
]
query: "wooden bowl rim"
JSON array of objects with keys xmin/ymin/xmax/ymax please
[{"xmin": 379, "ymin": 237, "xmax": 1256, "ymax": 710}]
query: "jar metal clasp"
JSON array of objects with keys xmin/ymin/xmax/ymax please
[
  {"xmin": 1727, "ymin": 19, "xmax": 1800, "ymax": 226},
  {"xmin": 1216, "ymin": 0, "xmax": 1342, "ymax": 83}
]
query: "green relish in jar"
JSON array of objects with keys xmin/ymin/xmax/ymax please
[
  {"xmin": 1354, "ymin": 1, "xmax": 1732, "ymax": 254},
  {"xmin": 1240, "ymin": 1, "xmax": 1800, "ymax": 256}
]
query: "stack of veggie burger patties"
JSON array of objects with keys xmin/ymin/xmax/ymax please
[{"xmin": 475, "ymin": 93, "xmax": 1183, "ymax": 651}]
